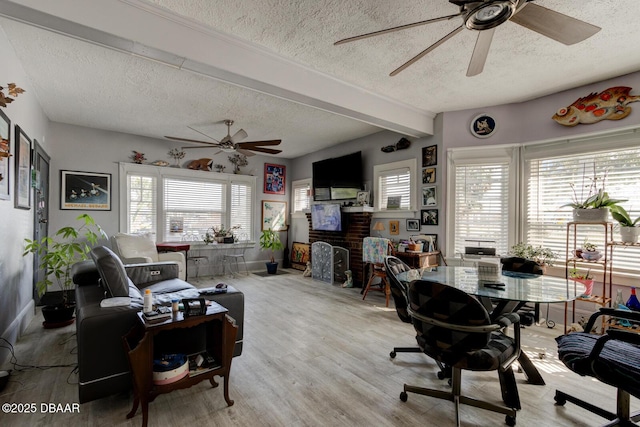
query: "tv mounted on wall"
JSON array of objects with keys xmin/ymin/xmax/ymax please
[
  {"xmin": 311, "ymin": 204, "xmax": 342, "ymax": 231},
  {"xmin": 312, "ymin": 151, "xmax": 362, "ymax": 201}
]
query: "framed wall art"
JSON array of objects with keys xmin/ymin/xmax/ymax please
[
  {"xmin": 420, "ymin": 209, "xmax": 438, "ymax": 226},
  {"xmin": 291, "ymin": 242, "xmax": 310, "ymax": 271},
  {"xmin": 406, "ymin": 219, "xmax": 420, "ymax": 232},
  {"xmin": 422, "ymin": 185, "xmax": 437, "ymax": 206},
  {"xmin": 389, "ymin": 220, "xmax": 399, "ymax": 235},
  {"xmin": 0, "ymin": 109, "xmax": 10, "ymax": 200},
  {"xmin": 60, "ymin": 170, "xmax": 112, "ymax": 210},
  {"xmin": 422, "ymin": 167, "xmax": 436, "ymax": 184},
  {"xmin": 261, "ymin": 200, "xmax": 287, "ymax": 231},
  {"xmin": 470, "ymin": 113, "xmax": 497, "ymax": 138},
  {"xmin": 14, "ymin": 125, "xmax": 31, "ymax": 209},
  {"xmin": 264, "ymin": 163, "xmax": 286, "ymax": 195},
  {"xmin": 422, "ymin": 144, "xmax": 437, "ymax": 167}
]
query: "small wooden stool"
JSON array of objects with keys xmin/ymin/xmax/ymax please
[{"xmin": 362, "ymin": 262, "xmax": 391, "ymax": 307}]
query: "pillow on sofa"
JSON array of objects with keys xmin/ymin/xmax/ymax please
[{"xmin": 90, "ymin": 246, "xmax": 133, "ymax": 298}]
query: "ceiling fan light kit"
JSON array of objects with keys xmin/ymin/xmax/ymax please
[
  {"xmin": 165, "ymin": 119, "xmax": 282, "ymax": 157},
  {"xmin": 335, "ymin": 0, "xmax": 601, "ymax": 77}
]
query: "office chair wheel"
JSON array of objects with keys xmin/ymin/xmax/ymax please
[
  {"xmin": 390, "ymin": 351, "xmax": 397, "ymax": 358},
  {"xmin": 399, "ymin": 391, "xmax": 408, "ymax": 402},
  {"xmin": 505, "ymin": 414, "xmax": 516, "ymax": 426}
]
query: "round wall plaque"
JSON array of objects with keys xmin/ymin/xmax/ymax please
[{"xmin": 470, "ymin": 113, "xmax": 497, "ymax": 138}]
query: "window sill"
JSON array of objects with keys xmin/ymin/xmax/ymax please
[{"xmin": 373, "ymin": 210, "xmax": 416, "ymax": 219}]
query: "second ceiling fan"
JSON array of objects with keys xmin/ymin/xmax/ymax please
[
  {"xmin": 165, "ymin": 119, "xmax": 282, "ymax": 157},
  {"xmin": 335, "ymin": 0, "xmax": 601, "ymax": 77}
]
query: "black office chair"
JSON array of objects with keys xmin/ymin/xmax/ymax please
[
  {"xmin": 384, "ymin": 256, "xmax": 450, "ymax": 379},
  {"xmin": 555, "ymin": 307, "xmax": 640, "ymax": 426},
  {"xmin": 401, "ymin": 279, "xmax": 521, "ymax": 426}
]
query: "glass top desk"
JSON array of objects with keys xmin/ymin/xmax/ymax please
[{"xmin": 396, "ymin": 266, "xmax": 584, "ymax": 385}]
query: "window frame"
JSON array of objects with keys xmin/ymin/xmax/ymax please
[
  {"xmin": 373, "ymin": 158, "xmax": 417, "ymax": 218},
  {"xmin": 119, "ymin": 162, "xmax": 256, "ymax": 242}
]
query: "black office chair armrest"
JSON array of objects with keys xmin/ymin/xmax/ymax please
[
  {"xmin": 495, "ymin": 312, "xmax": 520, "ymax": 328},
  {"xmin": 606, "ymin": 328, "xmax": 640, "ymax": 346},
  {"xmin": 584, "ymin": 307, "xmax": 640, "ymax": 332}
]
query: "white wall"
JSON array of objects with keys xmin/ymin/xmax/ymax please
[{"xmin": 0, "ymin": 27, "xmax": 50, "ymax": 362}]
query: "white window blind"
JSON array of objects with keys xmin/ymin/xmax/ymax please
[
  {"xmin": 379, "ymin": 168, "xmax": 410, "ymax": 209},
  {"xmin": 230, "ymin": 181, "xmax": 252, "ymax": 238},
  {"xmin": 526, "ymin": 145, "xmax": 640, "ymax": 274},
  {"xmin": 292, "ymin": 179, "xmax": 311, "ymax": 212},
  {"xmin": 163, "ymin": 178, "xmax": 224, "ymax": 241},
  {"xmin": 127, "ymin": 174, "xmax": 156, "ymax": 234},
  {"xmin": 453, "ymin": 162, "xmax": 510, "ymax": 256}
]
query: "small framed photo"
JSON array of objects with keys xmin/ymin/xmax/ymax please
[
  {"xmin": 356, "ymin": 190, "xmax": 370, "ymax": 206},
  {"xmin": 14, "ymin": 125, "xmax": 32, "ymax": 210},
  {"xmin": 406, "ymin": 219, "xmax": 420, "ymax": 232},
  {"xmin": 264, "ymin": 163, "xmax": 286, "ymax": 195},
  {"xmin": 421, "ymin": 209, "xmax": 438, "ymax": 226},
  {"xmin": 261, "ymin": 200, "xmax": 287, "ymax": 231},
  {"xmin": 422, "ymin": 186, "xmax": 437, "ymax": 207},
  {"xmin": 61, "ymin": 170, "xmax": 112, "ymax": 210},
  {"xmin": 422, "ymin": 145, "xmax": 437, "ymax": 167},
  {"xmin": 422, "ymin": 167, "xmax": 436, "ymax": 184},
  {"xmin": 389, "ymin": 220, "xmax": 399, "ymax": 235},
  {"xmin": 386, "ymin": 195, "xmax": 402, "ymax": 209}
]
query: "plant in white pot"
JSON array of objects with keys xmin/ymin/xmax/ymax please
[
  {"xmin": 562, "ymin": 165, "xmax": 626, "ymax": 223},
  {"xmin": 610, "ymin": 205, "xmax": 640, "ymax": 243},
  {"xmin": 581, "ymin": 241, "xmax": 602, "ymax": 261},
  {"xmin": 259, "ymin": 228, "xmax": 284, "ymax": 274},
  {"xmin": 23, "ymin": 213, "xmax": 107, "ymax": 327}
]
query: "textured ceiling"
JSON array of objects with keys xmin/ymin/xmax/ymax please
[{"xmin": 2, "ymin": 0, "xmax": 640, "ymax": 158}]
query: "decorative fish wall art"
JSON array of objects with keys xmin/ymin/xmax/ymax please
[{"xmin": 552, "ymin": 86, "xmax": 640, "ymax": 126}]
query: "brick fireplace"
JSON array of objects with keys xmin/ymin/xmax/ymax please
[{"xmin": 305, "ymin": 208, "xmax": 372, "ymax": 287}]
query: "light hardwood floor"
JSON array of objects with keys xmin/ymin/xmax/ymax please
[{"xmin": 0, "ymin": 269, "xmax": 633, "ymax": 426}]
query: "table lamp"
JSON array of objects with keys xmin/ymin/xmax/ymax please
[{"xmin": 373, "ymin": 221, "xmax": 385, "ymax": 237}]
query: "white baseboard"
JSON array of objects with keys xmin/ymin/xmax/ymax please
[{"xmin": 0, "ymin": 299, "xmax": 35, "ymax": 365}]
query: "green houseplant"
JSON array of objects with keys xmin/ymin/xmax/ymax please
[
  {"xmin": 259, "ymin": 228, "xmax": 284, "ymax": 274},
  {"xmin": 23, "ymin": 213, "xmax": 107, "ymax": 325},
  {"xmin": 563, "ymin": 165, "xmax": 626, "ymax": 222},
  {"xmin": 509, "ymin": 243, "xmax": 556, "ymax": 267},
  {"xmin": 610, "ymin": 205, "xmax": 640, "ymax": 243}
]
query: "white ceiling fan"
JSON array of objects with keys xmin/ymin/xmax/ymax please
[
  {"xmin": 335, "ymin": 0, "xmax": 601, "ymax": 77},
  {"xmin": 165, "ymin": 119, "xmax": 282, "ymax": 157}
]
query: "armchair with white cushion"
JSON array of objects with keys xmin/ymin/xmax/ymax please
[{"xmin": 110, "ymin": 233, "xmax": 186, "ymax": 280}]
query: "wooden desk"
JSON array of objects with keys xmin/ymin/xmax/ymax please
[
  {"xmin": 122, "ymin": 303, "xmax": 237, "ymax": 427},
  {"xmin": 396, "ymin": 251, "xmax": 440, "ymax": 269}
]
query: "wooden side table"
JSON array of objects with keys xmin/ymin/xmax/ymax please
[
  {"xmin": 156, "ymin": 242, "xmax": 190, "ymax": 280},
  {"xmin": 396, "ymin": 251, "xmax": 440, "ymax": 269},
  {"xmin": 122, "ymin": 302, "xmax": 237, "ymax": 427}
]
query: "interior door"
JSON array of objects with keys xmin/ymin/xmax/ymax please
[{"xmin": 32, "ymin": 140, "xmax": 50, "ymax": 305}]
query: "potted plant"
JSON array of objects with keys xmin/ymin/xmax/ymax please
[
  {"xmin": 580, "ymin": 240, "xmax": 602, "ymax": 261},
  {"xmin": 204, "ymin": 224, "xmax": 241, "ymax": 244},
  {"xmin": 259, "ymin": 228, "xmax": 284, "ymax": 274},
  {"xmin": 562, "ymin": 165, "xmax": 626, "ymax": 223},
  {"xmin": 509, "ymin": 243, "xmax": 556, "ymax": 270},
  {"xmin": 23, "ymin": 213, "xmax": 107, "ymax": 327},
  {"xmin": 610, "ymin": 205, "xmax": 640, "ymax": 243},
  {"xmin": 569, "ymin": 268, "xmax": 594, "ymax": 296}
]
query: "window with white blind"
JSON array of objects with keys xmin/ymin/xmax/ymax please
[
  {"xmin": 373, "ymin": 159, "xmax": 417, "ymax": 214},
  {"xmin": 120, "ymin": 163, "xmax": 255, "ymax": 242},
  {"xmin": 292, "ymin": 179, "xmax": 311, "ymax": 212},
  {"xmin": 524, "ymin": 137, "xmax": 640, "ymax": 276},
  {"xmin": 447, "ymin": 146, "xmax": 518, "ymax": 258}
]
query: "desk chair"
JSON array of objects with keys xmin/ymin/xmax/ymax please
[
  {"xmin": 362, "ymin": 237, "xmax": 393, "ymax": 307},
  {"xmin": 223, "ymin": 237, "xmax": 249, "ymax": 276},
  {"xmin": 384, "ymin": 256, "xmax": 450, "ymax": 379},
  {"xmin": 402, "ymin": 279, "xmax": 521, "ymax": 426},
  {"xmin": 556, "ymin": 307, "xmax": 640, "ymax": 426}
]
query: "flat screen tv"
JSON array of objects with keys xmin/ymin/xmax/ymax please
[
  {"xmin": 311, "ymin": 204, "xmax": 342, "ymax": 231},
  {"xmin": 312, "ymin": 151, "xmax": 362, "ymax": 201}
]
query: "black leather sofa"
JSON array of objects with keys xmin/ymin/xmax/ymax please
[{"xmin": 72, "ymin": 246, "xmax": 244, "ymax": 403}]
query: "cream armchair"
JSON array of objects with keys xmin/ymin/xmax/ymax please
[{"xmin": 110, "ymin": 233, "xmax": 186, "ymax": 280}]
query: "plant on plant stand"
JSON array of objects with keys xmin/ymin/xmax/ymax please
[
  {"xmin": 23, "ymin": 213, "xmax": 107, "ymax": 327},
  {"xmin": 610, "ymin": 205, "xmax": 640, "ymax": 243},
  {"xmin": 569, "ymin": 268, "xmax": 594, "ymax": 297},
  {"xmin": 259, "ymin": 228, "xmax": 284, "ymax": 274},
  {"xmin": 562, "ymin": 164, "xmax": 626, "ymax": 223},
  {"xmin": 580, "ymin": 240, "xmax": 602, "ymax": 261}
]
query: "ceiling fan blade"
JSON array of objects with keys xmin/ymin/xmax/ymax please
[
  {"xmin": 237, "ymin": 140, "xmax": 282, "ymax": 147},
  {"xmin": 510, "ymin": 3, "xmax": 601, "ymax": 45},
  {"xmin": 467, "ymin": 27, "xmax": 495, "ymax": 77},
  {"xmin": 230, "ymin": 128, "xmax": 248, "ymax": 144},
  {"xmin": 243, "ymin": 146, "xmax": 282, "ymax": 155},
  {"xmin": 236, "ymin": 148, "xmax": 256, "ymax": 157},
  {"xmin": 187, "ymin": 125, "xmax": 220, "ymax": 143},
  {"xmin": 166, "ymin": 135, "xmax": 221, "ymax": 145},
  {"xmin": 390, "ymin": 25, "xmax": 464, "ymax": 76},
  {"xmin": 335, "ymin": 12, "xmax": 463, "ymax": 45}
]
